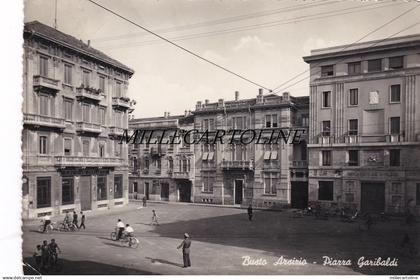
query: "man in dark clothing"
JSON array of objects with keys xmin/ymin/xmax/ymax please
[
  {"xmin": 41, "ymin": 240, "xmax": 49, "ymax": 269},
  {"xmin": 177, "ymin": 233, "xmax": 191, "ymax": 268},
  {"xmin": 48, "ymin": 239, "xmax": 61, "ymax": 265},
  {"xmin": 142, "ymin": 196, "xmax": 147, "ymax": 207},
  {"xmin": 79, "ymin": 212, "xmax": 85, "ymax": 229},
  {"xmin": 247, "ymin": 204, "xmax": 253, "ymax": 221},
  {"xmin": 72, "ymin": 211, "xmax": 78, "ymax": 228}
]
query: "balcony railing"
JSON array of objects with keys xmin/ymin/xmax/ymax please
[
  {"xmin": 54, "ymin": 156, "xmax": 123, "ymax": 167},
  {"xmin": 23, "ymin": 113, "xmax": 65, "ymax": 129},
  {"xmin": 344, "ymin": 134, "xmax": 404, "ymax": 144},
  {"xmin": 75, "ymin": 122, "xmax": 102, "ymax": 134},
  {"xmin": 221, "ymin": 159, "xmax": 254, "ymax": 170},
  {"xmin": 109, "ymin": 126, "xmax": 125, "ymax": 136},
  {"xmin": 178, "ymin": 146, "xmax": 192, "ymax": 154},
  {"xmin": 173, "ymin": 171, "xmax": 191, "ymax": 179},
  {"xmin": 386, "ymin": 134, "xmax": 404, "ymax": 143},
  {"xmin": 33, "ymin": 75, "xmax": 60, "ymax": 93},
  {"xmin": 151, "ymin": 147, "xmax": 165, "ymax": 156},
  {"xmin": 112, "ymin": 97, "xmax": 131, "ymax": 110},
  {"xmin": 292, "ymin": 160, "xmax": 308, "ymax": 168},
  {"xmin": 76, "ymin": 87, "xmax": 102, "ymax": 102},
  {"xmin": 317, "ymin": 135, "xmax": 335, "ymax": 145}
]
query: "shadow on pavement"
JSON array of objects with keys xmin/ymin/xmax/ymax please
[
  {"xmin": 23, "ymin": 257, "xmax": 156, "ymax": 275},
  {"xmin": 145, "ymin": 256, "xmax": 183, "ymax": 268}
]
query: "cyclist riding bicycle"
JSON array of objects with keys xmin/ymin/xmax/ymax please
[
  {"xmin": 42, "ymin": 214, "xmax": 51, "ymax": 233},
  {"xmin": 48, "ymin": 239, "xmax": 61, "ymax": 265},
  {"xmin": 124, "ymin": 224, "xmax": 134, "ymax": 238}
]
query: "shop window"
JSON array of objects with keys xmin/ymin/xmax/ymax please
[
  {"xmin": 62, "ymin": 177, "xmax": 74, "ymax": 205},
  {"xmin": 37, "ymin": 177, "xmax": 51, "ymax": 208}
]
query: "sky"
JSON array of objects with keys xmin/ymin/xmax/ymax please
[{"xmin": 24, "ymin": 0, "xmax": 420, "ymax": 118}]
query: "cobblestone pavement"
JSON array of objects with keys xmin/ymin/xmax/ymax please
[{"xmin": 22, "ymin": 202, "xmax": 420, "ymax": 275}]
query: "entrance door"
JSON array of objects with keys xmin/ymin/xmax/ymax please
[
  {"xmin": 234, "ymin": 179, "xmax": 243, "ymax": 205},
  {"xmin": 291, "ymin": 182, "xmax": 308, "ymax": 209},
  {"xmin": 361, "ymin": 182, "xmax": 385, "ymax": 213},
  {"xmin": 80, "ymin": 176, "xmax": 92, "ymax": 211},
  {"xmin": 144, "ymin": 182, "xmax": 149, "ymax": 200},
  {"xmin": 179, "ymin": 181, "xmax": 191, "ymax": 202},
  {"xmin": 161, "ymin": 183, "xmax": 169, "ymax": 201}
]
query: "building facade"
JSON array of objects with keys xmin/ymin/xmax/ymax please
[
  {"xmin": 303, "ymin": 34, "xmax": 420, "ymax": 215},
  {"xmin": 128, "ymin": 113, "xmax": 195, "ymax": 203},
  {"xmin": 129, "ymin": 90, "xmax": 309, "ymax": 209},
  {"xmin": 22, "ymin": 21, "xmax": 134, "ymax": 219}
]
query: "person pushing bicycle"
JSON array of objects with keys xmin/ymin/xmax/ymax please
[{"xmin": 48, "ymin": 239, "xmax": 61, "ymax": 265}]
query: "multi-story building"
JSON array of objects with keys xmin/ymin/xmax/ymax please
[
  {"xmin": 129, "ymin": 90, "xmax": 309, "ymax": 209},
  {"xmin": 22, "ymin": 21, "xmax": 134, "ymax": 219},
  {"xmin": 128, "ymin": 112, "xmax": 195, "ymax": 202},
  {"xmin": 303, "ymin": 34, "xmax": 420, "ymax": 215}
]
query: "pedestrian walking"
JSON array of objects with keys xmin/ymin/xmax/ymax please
[
  {"xmin": 177, "ymin": 233, "xmax": 191, "ymax": 268},
  {"xmin": 72, "ymin": 211, "xmax": 78, "ymax": 228},
  {"xmin": 151, "ymin": 210, "xmax": 159, "ymax": 226},
  {"xmin": 247, "ymin": 204, "xmax": 253, "ymax": 221},
  {"xmin": 142, "ymin": 196, "xmax": 147, "ymax": 207},
  {"xmin": 116, "ymin": 219, "xmax": 125, "ymax": 240},
  {"xmin": 78, "ymin": 212, "xmax": 85, "ymax": 229}
]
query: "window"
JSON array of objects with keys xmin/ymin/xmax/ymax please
[
  {"xmin": 82, "ymin": 70, "xmax": 90, "ymax": 86},
  {"xmin": 368, "ymin": 59, "xmax": 382, "ymax": 72},
  {"xmin": 39, "ymin": 56, "xmax": 49, "ymax": 76},
  {"xmin": 82, "ymin": 140, "xmax": 89, "ymax": 156},
  {"xmin": 64, "ymin": 138, "xmax": 72, "ymax": 156},
  {"xmin": 232, "ymin": 116, "xmax": 247, "ymax": 129},
  {"xmin": 97, "ymin": 176, "xmax": 107, "ymax": 200},
  {"xmin": 39, "ymin": 95, "xmax": 49, "ymax": 116},
  {"xmin": 390, "ymin": 149, "xmax": 400, "ymax": 166},
  {"xmin": 114, "ymin": 175, "xmax": 123, "ymax": 199},
  {"xmin": 114, "ymin": 141, "xmax": 121, "ymax": 157},
  {"xmin": 99, "ymin": 107, "xmax": 106, "ymax": 125},
  {"xmin": 99, "ymin": 76, "xmax": 105, "ymax": 93},
  {"xmin": 348, "ymin": 62, "xmax": 361, "ymax": 75},
  {"xmin": 39, "ymin": 136, "xmax": 48, "ymax": 154},
  {"xmin": 321, "ymin": 150, "xmax": 332, "ymax": 166},
  {"xmin": 265, "ymin": 114, "xmax": 278, "ymax": 128},
  {"xmin": 99, "ymin": 144, "xmax": 105, "ymax": 158},
  {"xmin": 115, "ymin": 111, "xmax": 122, "ymax": 128},
  {"xmin": 202, "ymin": 173, "xmax": 214, "ymax": 193},
  {"xmin": 348, "ymin": 119, "xmax": 358, "ymax": 135},
  {"xmin": 416, "ymin": 183, "xmax": 420, "ymax": 206},
  {"xmin": 144, "ymin": 158, "xmax": 150, "ymax": 170},
  {"xmin": 348, "ymin": 150, "xmax": 359, "ymax": 166},
  {"xmin": 62, "ymin": 178, "xmax": 74, "ymax": 205},
  {"xmin": 182, "ymin": 159, "xmax": 189, "ymax": 172},
  {"xmin": 301, "ymin": 114, "xmax": 309, "ymax": 127},
  {"xmin": 390, "ymin": 85, "xmax": 401, "ymax": 103},
  {"xmin": 321, "ymin": 65, "xmax": 334, "ymax": 77},
  {"xmin": 64, "ymin": 98, "xmax": 73, "ymax": 120},
  {"xmin": 349, "ymin": 89, "xmax": 358, "ymax": 106},
  {"xmin": 318, "ymin": 181, "xmax": 333, "ymax": 201},
  {"xmin": 322, "ymin": 91, "xmax": 331, "ymax": 108},
  {"xmin": 64, "ymin": 64, "xmax": 72, "ymax": 84},
  {"xmin": 390, "ymin": 117, "xmax": 400, "ymax": 134},
  {"xmin": 389, "ymin": 56, "xmax": 403, "ymax": 70},
  {"xmin": 203, "ymin": 118, "xmax": 215, "ymax": 130},
  {"xmin": 115, "ymin": 81, "xmax": 122, "ymax": 97},
  {"xmin": 322, "ymin": 121, "xmax": 331, "ymax": 136},
  {"xmin": 168, "ymin": 158, "xmax": 174, "ymax": 170},
  {"xmin": 82, "ymin": 104, "xmax": 90, "ymax": 122},
  {"xmin": 37, "ymin": 177, "xmax": 51, "ymax": 208},
  {"xmin": 264, "ymin": 173, "xmax": 277, "ymax": 195}
]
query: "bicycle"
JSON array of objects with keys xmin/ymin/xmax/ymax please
[
  {"xmin": 45, "ymin": 251, "xmax": 63, "ymax": 273},
  {"xmin": 59, "ymin": 222, "xmax": 78, "ymax": 232},
  {"xmin": 38, "ymin": 220, "xmax": 57, "ymax": 233},
  {"xmin": 120, "ymin": 234, "xmax": 140, "ymax": 249}
]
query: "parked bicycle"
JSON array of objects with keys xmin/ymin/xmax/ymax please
[
  {"xmin": 58, "ymin": 222, "xmax": 78, "ymax": 232},
  {"xmin": 38, "ymin": 220, "xmax": 58, "ymax": 233}
]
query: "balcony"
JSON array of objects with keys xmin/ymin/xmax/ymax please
[
  {"xmin": 292, "ymin": 160, "xmax": 308, "ymax": 168},
  {"xmin": 33, "ymin": 75, "xmax": 60, "ymax": 93},
  {"xmin": 75, "ymin": 122, "xmax": 102, "ymax": 134},
  {"xmin": 151, "ymin": 147, "xmax": 165, "ymax": 157},
  {"xmin": 344, "ymin": 134, "xmax": 400, "ymax": 144},
  {"xmin": 386, "ymin": 134, "xmax": 404, "ymax": 143},
  {"xmin": 54, "ymin": 156, "xmax": 123, "ymax": 167},
  {"xmin": 263, "ymin": 162, "xmax": 280, "ymax": 171},
  {"xmin": 109, "ymin": 126, "xmax": 125, "ymax": 137},
  {"xmin": 23, "ymin": 113, "xmax": 65, "ymax": 130},
  {"xmin": 112, "ymin": 97, "xmax": 131, "ymax": 110},
  {"xmin": 178, "ymin": 146, "xmax": 193, "ymax": 154},
  {"xmin": 76, "ymin": 87, "xmax": 102, "ymax": 102},
  {"xmin": 173, "ymin": 171, "xmax": 192, "ymax": 179},
  {"xmin": 221, "ymin": 159, "xmax": 254, "ymax": 170},
  {"xmin": 317, "ymin": 135, "xmax": 335, "ymax": 145}
]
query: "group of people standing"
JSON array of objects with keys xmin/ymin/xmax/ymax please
[
  {"xmin": 63, "ymin": 210, "xmax": 86, "ymax": 230},
  {"xmin": 32, "ymin": 239, "xmax": 61, "ymax": 271}
]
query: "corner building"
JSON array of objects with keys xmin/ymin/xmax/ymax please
[
  {"xmin": 22, "ymin": 21, "xmax": 134, "ymax": 219},
  {"xmin": 303, "ymin": 34, "xmax": 420, "ymax": 215}
]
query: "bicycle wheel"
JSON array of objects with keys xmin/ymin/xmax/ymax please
[
  {"xmin": 38, "ymin": 225, "xmax": 44, "ymax": 233},
  {"xmin": 110, "ymin": 232, "xmax": 117, "ymax": 241},
  {"xmin": 129, "ymin": 237, "xmax": 139, "ymax": 249}
]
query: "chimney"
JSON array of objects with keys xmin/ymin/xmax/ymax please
[
  {"xmin": 218, "ymin": 98, "xmax": 224, "ymax": 107},
  {"xmin": 184, "ymin": 110, "xmax": 188, "ymax": 116},
  {"xmin": 196, "ymin": 101, "xmax": 202, "ymax": 110},
  {"xmin": 205, "ymin": 99, "xmax": 209, "ymax": 105},
  {"xmin": 167, "ymin": 112, "xmax": 170, "ymax": 117},
  {"xmin": 235, "ymin": 91, "xmax": 239, "ymax": 101},
  {"xmin": 164, "ymin": 111, "xmax": 168, "ymax": 118},
  {"xmin": 87, "ymin": 40, "xmax": 91, "ymax": 47},
  {"xmin": 258, "ymin": 88, "xmax": 263, "ymax": 96},
  {"xmin": 282, "ymin": 92, "xmax": 290, "ymax": 100}
]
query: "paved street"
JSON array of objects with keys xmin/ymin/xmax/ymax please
[{"xmin": 22, "ymin": 202, "xmax": 419, "ymax": 275}]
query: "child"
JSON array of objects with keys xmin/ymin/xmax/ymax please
[{"xmin": 151, "ymin": 210, "xmax": 159, "ymax": 226}]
